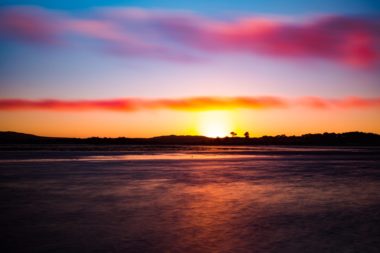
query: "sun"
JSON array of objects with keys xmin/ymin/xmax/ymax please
[{"xmin": 198, "ymin": 110, "xmax": 234, "ymax": 138}]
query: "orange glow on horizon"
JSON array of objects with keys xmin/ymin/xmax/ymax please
[
  {"xmin": 0, "ymin": 106, "xmax": 379, "ymax": 138},
  {"xmin": 197, "ymin": 110, "xmax": 235, "ymax": 137}
]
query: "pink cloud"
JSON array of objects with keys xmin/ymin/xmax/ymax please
[
  {"xmin": 0, "ymin": 6, "xmax": 379, "ymax": 66},
  {"xmin": 0, "ymin": 6, "xmax": 196, "ymax": 62},
  {"xmin": 147, "ymin": 13, "xmax": 380, "ymax": 67},
  {"xmin": 0, "ymin": 96, "xmax": 379, "ymax": 112},
  {"xmin": 298, "ymin": 96, "xmax": 380, "ymax": 108},
  {"xmin": 333, "ymin": 96, "xmax": 380, "ymax": 107},
  {"xmin": 63, "ymin": 18, "xmax": 199, "ymax": 62},
  {"xmin": 0, "ymin": 97, "xmax": 287, "ymax": 112},
  {"xmin": 0, "ymin": 6, "xmax": 61, "ymax": 44}
]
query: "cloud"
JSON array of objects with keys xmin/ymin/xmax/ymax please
[
  {"xmin": 0, "ymin": 96, "xmax": 379, "ymax": 112},
  {"xmin": 331, "ymin": 96, "xmax": 380, "ymax": 108},
  {"xmin": 0, "ymin": 6, "xmax": 379, "ymax": 66},
  {"xmin": 123, "ymin": 10, "xmax": 379, "ymax": 67},
  {"xmin": 0, "ymin": 6, "xmax": 61, "ymax": 44},
  {"xmin": 297, "ymin": 96, "xmax": 380, "ymax": 108},
  {"xmin": 63, "ymin": 18, "xmax": 199, "ymax": 62},
  {"xmin": 0, "ymin": 6, "xmax": 197, "ymax": 62}
]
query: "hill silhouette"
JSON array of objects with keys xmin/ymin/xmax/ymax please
[{"xmin": 1, "ymin": 131, "xmax": 380, "ymax": 146}]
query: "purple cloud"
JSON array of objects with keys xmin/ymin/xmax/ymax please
[
  {"xmin": 0, "ymin": 6, "xmax": 379, "ymax": 67},
  {"xmin": 0, "ymin": 6, "xmax": 61, "ymax": 44}
]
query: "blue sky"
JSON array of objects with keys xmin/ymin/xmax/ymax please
[{"xmin": 1, "ymin": 0, "xmax": 379, "ymax": 14}]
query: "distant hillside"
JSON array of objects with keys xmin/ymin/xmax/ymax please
[
  {"xmin": 0, "ymin": 131, "xmax": 47, "ymax": 141},
  {"xmin": 1, "ymin": 131, "xmax": 380, "ymax": 146}
]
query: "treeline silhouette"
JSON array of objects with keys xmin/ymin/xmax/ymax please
[{"xmin": 1, "ymin": 131, "xmax": 380, "ymax": 146}]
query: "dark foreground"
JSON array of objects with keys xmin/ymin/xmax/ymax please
[{"xmin": 1, "ymin": 146, "xmax": 380, "ymax": 253}]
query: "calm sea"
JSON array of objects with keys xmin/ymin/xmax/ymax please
[{"xmin": 1, "ymin": 146, "xmax": 379, "ymax": 252}]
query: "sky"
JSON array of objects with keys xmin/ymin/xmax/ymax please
[{"xmin": 0, "ymin": 0, "xmax": 379, "ymax": 137}]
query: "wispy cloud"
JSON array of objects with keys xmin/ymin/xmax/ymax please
[
  {"xmin": 0, "ymin": 6, "xmax": 61, "ymax": 44},
  {"xmin": 0, "ymin": 96, "xmax": 379, "ymax": 112},
  {"xmin": 297, "ymin": 96, "xmax": 380, "ymax": 108},
  {"xmin": 0, "ymin": 6, "xmax": 379, "ymax": 66}
]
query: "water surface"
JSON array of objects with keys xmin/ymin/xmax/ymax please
[{"xmin": 1, "ymin": 146, "xmax": 379, "ymax": 252}]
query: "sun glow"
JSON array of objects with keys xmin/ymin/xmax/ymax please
[{"xmin": 198, "ymin": 110, "xmax": 234, "ymax": 138}]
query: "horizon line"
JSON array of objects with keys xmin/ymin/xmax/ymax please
[{"xmin": 1, "ymin": 130, "xmax": 379, "ymax": 140}]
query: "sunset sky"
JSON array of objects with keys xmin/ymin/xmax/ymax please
[{"xmin": 0, "ymin": 0, "xmax": 379, "ymax": 137}]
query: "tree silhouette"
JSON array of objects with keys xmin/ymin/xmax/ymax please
[
  {"xmin": 244, "ymin": 131, "xmax": 250, "ymax": 139},
  {"xmin": 230, "ymin": 131, "xmax": 237, "ymax": 137}
]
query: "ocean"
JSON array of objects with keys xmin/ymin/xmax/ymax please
[{"xmin": 1, "ymin": 146, "xmax": 379, "ymax": 252}]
